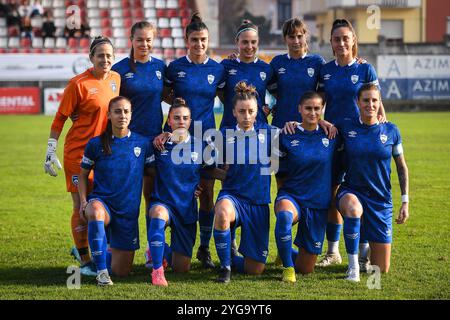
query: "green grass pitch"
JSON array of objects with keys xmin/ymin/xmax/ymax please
[{"xmin": 0, "ymin": 113, "xmax": 449, "ymax": 300}]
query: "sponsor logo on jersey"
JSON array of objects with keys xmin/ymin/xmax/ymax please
[
  {"xmin": 278, "ymin": 67, "xmax": 286, "ymax": 74},
  {"xmin": 161, "ymin": 150, "xmax": 169, "ymax": 156},
  {"xmin": 348, "ymin": 131, "xmax": 357, "ymax": 138},
  {"xmin": 291, "ymin": 140, "xmax": 300, "ymax": 147},
  {"xmin": 132, "ymin": 238, "xmax": 138, "ymax": 245},
  {"xmin": 258, "ymin": 133, "xmax": 265, "ymax": 143},
  {"xmin": 260, "ymin": 72, "xmax": 266, "ymax": 81},
  {"xmin": 380, "ymin": 134, "xmax": 388, "ymax": 144},
  {"xmin": 315, "ymin": 242, "xmax": 322, "ymax": 249},
  {"xmin": 134, "ymin": 147, "xmax": 141, "ymax": 157},
  {"xmin": 191, "ymin": 152, "xmax": 199, "ymax": 162},
  {"xmin": 146, "ymin": 155, "xmax": 155, "ymax": 164},
  {"xmin": 324, "ymin": 74, "xmax": 331, "ymax": 80},
  {"xmin": 307, "ymin": 68, "xmax": 315, "ymax": 77},
  {"xmin": 262, "ymin": 250, "xmax": 268, "ymax": 258},
  {"xmin": 72, "ymin": 175, "xmax": 79, "ymax": 186},
  {"xmin": 229, "ymin": 69, "xmax": 237, "ymax": 76},
  {"xmin": 207, "ymin": 74, "xmax": 215, "ymax": 84},
  {"xmin": 227, "ymin": 137, "xmax": 235, "ymax": 144},
  {"xmin": 125, "ymin": 72, "xmax": 134, "ymax": 79},
  {"xmin": 351, "ymin": 75, "xmax": 359, "ymax": 84},
  {"xmin": 110, "ymin": 81, "xmax": 117, "ymax": 92},
  {"xmin": 177, "ymin": 71, "xmax": 186, "ymax": 78},
  {"xmin": 88, "ymin": 87, "xmax": 98, "ymax": 95},
  {"xmin": 156, "ymin": 70, "xmax": 162, "ymax": 80},
  {"xmin": 322, "ymin": 138, "xmax": 329, "ymax": 147}
]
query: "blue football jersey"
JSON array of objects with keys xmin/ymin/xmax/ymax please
[
  {"xmin": 339, "ymin": 118, "xmax": 403, "ymax": 204},
  {"xmin": 219, "ymin": 58, "xmax": 274, "ymax": 128},
  {"xmin": 112, "ymin": 57, "xmax": 166, "ymax": 138},
  {"xmin": 277, "ymin": 125, "xmax": 338, "ymax": 209},
  {"xmin": 81, "ymin": 131, "xmax": 152, "ymax": 219},
  {"xmin": 217, "ymin": 122, "xmax": 277, "ymax": 205},
  {"xmin": 269, "ymin": 53, "xmax": 325, "ymax": 128},
  {"xmin": 165, "ymin": 56, "xmax": 225, "ymax": 135},
  {"xmin": 149, "ymin": 135, "xmax": 209, "ymax": 224},
  {"xmin": 318, "ymin": 60, "xmax": 379, "ymax": 126}
]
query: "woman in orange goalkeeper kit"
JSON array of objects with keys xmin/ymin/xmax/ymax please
[{"xmin": 43, "ymin": 36, "xmax": 120, "ymax": 276}]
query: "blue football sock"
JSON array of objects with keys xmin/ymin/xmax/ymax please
[
  {"xmin": 326, "ymin": 222, "xmax": 342, "ymax": 242},
  {"xmin": 343, "ymin": 217, "xmax": 361, "ymax": 255},
  {"xmin": 232, "ymin": 255, "xmax": 245, "ymax": 273},
  {"xmin": 148, "ymin": 218, "xmax": 166, "ymax": 270},
  {"xmin": 199, "ymin": 209, "xmax": 214, "ymax": 248},
  {"xmin": 214, "ymin": 228, "xmax": 230, "ymax": 268},
  {"xmin": 88, "ymin": 221, "xmax": 106, "ymax": 272},
  {"xmin": 275, "ymin": 211, "xmax": 294, "ymax": 268}
]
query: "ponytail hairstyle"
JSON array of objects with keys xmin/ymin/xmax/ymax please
[
  {"xmin": 185, "ymin": 11, "xmax": 208, "ymax": 39},
  {"xmin": 235, "ymin": 19, "xmax": 259, "ymax": 41},
  {"xmin": 282, "ymin": 17, "xmax": 309, "ymax": 51},
  {"xmin": 330, "ymin": 19, "xmax": 358, "ymax": 58},
  {"xmin": 101, "ymin": 96, "xmax": 132, "ymax": 156},
  {"xmin": 232, "ymin": 81, "xmax": 258, "ymax": 108},
  {"xmin": 89, "ymin": 35, "xmax": 114, "ymax": 58},
  {"xmin": 129, "ymin": 21, "xmax": 157, "ymax": 73},
  {"xmin": 168, "ymin": 97, "xmax": 191, "ymax": 118}
]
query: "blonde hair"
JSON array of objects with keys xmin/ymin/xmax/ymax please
[{"xmin": 233, "ymin": 81, "xmax": 258, "ymax": 108}]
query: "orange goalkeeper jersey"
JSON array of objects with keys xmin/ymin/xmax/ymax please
[{"xmin": 51, "ymin": 68, "xmax": 120, "ymax": 163}]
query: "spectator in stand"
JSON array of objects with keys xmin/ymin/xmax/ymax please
[
  {"xmin": 6, "ymin": 0, "xmax": 22, "ymax": 30},
  {"xmin": 41, "ymin": 9, "xmax": 55, "ymax": 40},
  {"xmin": 29, "ymin": 0, "xmax": 43, "ymax": 18},
  {"xmin": 18, "ymin": 0, "xmax": 31, "ymax": 18}
]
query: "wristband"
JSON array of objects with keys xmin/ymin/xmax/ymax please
[{"xmin": 401, "ymin": 194, "xmax": 409, "ymax": 203}]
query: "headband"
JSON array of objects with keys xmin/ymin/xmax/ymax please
[
  {"xmin": 90, "ymin": 39, "xmax": 113, "ymax": 56},
  {"xmin": 235, "ymin": 27, "xmax": 258, "ymax": 39}
]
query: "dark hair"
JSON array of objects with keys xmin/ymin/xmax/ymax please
[
  {"xmin": 357, "ymin": 83, "xmax": 380, "ymax": 100},
  {"xmin": 89, "ymin": 36, "xmax": 114, "ymax": 57},
  {"xmin": 299, "ymin": 91, "xmax": 323, "ymax": 107},
  {"xmin": 232, "ymin": 81, "xmax": 258, "ymax": 108},
  {"xmin": 101, "ymin": 96, "xmax": 132, "ymax": 155},
  {"xmin": 129, "ymin": 21, "xmax": 156, "ymax": 73},
  {"xmin": 330, "ymin": 19, "xmax": 358, "ymax": 57},
  {"xmin": 185, "ymin": 12, "xmax": 208, "ymax": 39},
  {"xmin": 235, "ymin": 19, "xmax": 258, "ymax": 41},
  {"xmin": 168, "ymin": 97, "xmax": 191, "ymax": 117},
  {"xmin": 282, "ymin": 17, "xmax": 309, "ymax": 39}
]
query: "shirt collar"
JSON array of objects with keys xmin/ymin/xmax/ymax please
[
  {"xmin": 359, "ymin": 117, "xmax": 379, "ymax": 126},
  {"xmin": 287, "ymin": 52, "xmax": 307, "ymax": 60},
  {"xmin": 335, "ymin": 58, "xmax": 357, "ymax": 67},
  {"xmin": 236, "ymin": 57, "xmax": 259, "ymax": 64},
  {"xmin": 134, "ymin": 56, "xmax": 152, "ymax": 64},
  {"xmin": 112, "ymin": 130, "xmax": 131, "ymax": 139},
  {"xmin": 186, "ymin": 55, "xmax": 209, "ymax": 65},
  {"xmin": 236, "ymin": 124, "xmax": 255, "ymax": 132},
  {"xmin": 297, "ymin": 123, "xmax": 319, "ymax": 132}
]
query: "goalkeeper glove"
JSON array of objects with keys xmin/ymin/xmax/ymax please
[{"xmin": 44, "ymin": 138, "xmax": 62, "ymax": 176}]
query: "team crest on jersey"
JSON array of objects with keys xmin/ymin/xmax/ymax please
[
  {"xmin": 307, "ymin": 68, "xmax": 315, "ymax": 77},
  {"xmin": 110, "ymin": 81, "xmax": 117, "ymax": 92},
  {"xmin": 324, "ymin": 74, "xmax": 331, "ymax": 80},
  {"xmin": 177, "ymin": 71, "xmax": 186, "ymax": 78},
  {"xmin": 156, "ymin": 70, "xmax": 162, "ymax": 80},
  {"xmin": 134, "ymin": 147, "xmax": 141, "ymax": 157},
  {"xmin": 258, "ymin": 133, "xmax": 265, "ymax": 143},
  {"xmin": 291, "ymin": 140, "xmax": 300, "ymax": 147},
  {"xmin": 72, "ymin": 175, "xmax": 79, "ymax": 186},
  {"xmin": 229, "ymin": 69, "xmax": 237, "ymax": 76},
  {"xmin": 322, "ymin": 138, "xmax": 329, "ymax": 147},
  {"xmin": 278, "ymin": 68, "xmax": 286, "ymax": 74},
  {"xmin": 260, "ymin": 72, "xmax": 266, "ymax": 81},
  {"xmin": 191, "ymin": 152, "xmax": 199, "ymax": 162},
  {"xmin": 351, "ymin": 75, "xmax": 359, "ymax": 84},
  {"xmin": 348, "ymin": 131, "xmax": 357, "ymax": 138},
  {"xmin": 125, "ymin": 72, "xmax": 134, "ymax": 79},
  {"xmin": 380, "ymin": 134, "xmax": 388, "ymax": 144},
  {"xmin": 207, "ymin": 74, "xmax": 215, "ymax": 84}
]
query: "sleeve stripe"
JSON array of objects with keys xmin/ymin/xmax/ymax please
[
  {"xmin": 393, "ymin": 143, "xmax": 403, "ymax": 157},
  {"xmin": 145, "ymin": 155, "xmax": 155, "ymax": 164}
]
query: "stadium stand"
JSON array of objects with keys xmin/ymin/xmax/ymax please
[{"xmin": 0, "ymin": 0, "xmax": 191, "ymax": 58}]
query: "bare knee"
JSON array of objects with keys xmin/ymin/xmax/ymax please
[
  {"xmin": 298, "ymin": 265, "xmax": 314, "ymax": 275},
  {"xmin": 86, "ymin": 202, "xmax": 107, "ymax": 222},
  {"xmin": 214, "ymin": 201, "xmax": 234, "ymax": 230}
]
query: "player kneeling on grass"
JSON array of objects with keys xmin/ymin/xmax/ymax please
[
  {"xmin": 146, "ymin": 98, "xmax": 223, "ymax": 287},
  {"xmin": 274, "ymin": 92, "xmax": 339, "ymax": 283},
  {"xmin": 336, "ymin": 83, "xmax": 409, "ymax": 282},
  {"xmin": 78, "ymin": 96, "xmax": 153, "ymax": 286},
  {"xmin": 214, "ymin": 82, "xmax": 278, "ymax": 283}
]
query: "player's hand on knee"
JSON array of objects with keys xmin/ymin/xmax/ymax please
[{"xmin": 44, "ymin": 138, "xmax": 62, "ymax": 177}]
